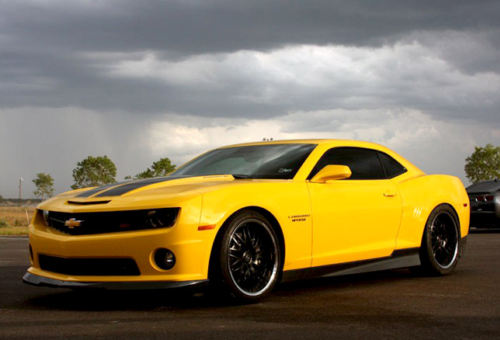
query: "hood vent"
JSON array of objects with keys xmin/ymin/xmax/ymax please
[{"xmin": 67, "ymin": 200, "xmax": 111, "ymax": 205}]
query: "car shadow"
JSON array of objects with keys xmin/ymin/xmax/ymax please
[{"xmin": 21, "ymin": 268, "xmax": 421, "ymax": 311}]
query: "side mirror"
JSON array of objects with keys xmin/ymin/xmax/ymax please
[{"xmin": 310, "ymin": 165, "xmax": 352, "ymax": 183}]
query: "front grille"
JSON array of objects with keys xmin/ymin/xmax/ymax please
[
  {"xmin": 44, "ymin": 208, "xmax": 179, "ymax": 235},
  {"xmin": 468, "ymin": 193, "xmax": 496, "ymax": 212},
  {"xmin": 38, "ymin": 254, "xmax": 140, "ymax": 276}
]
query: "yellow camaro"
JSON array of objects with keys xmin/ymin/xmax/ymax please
[{"xmin": 24, "ymin": 139, "xmax": 470, "ymax": 300}]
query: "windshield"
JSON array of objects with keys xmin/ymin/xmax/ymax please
[{"xmin": 172, "ymin": 144, "xmax": 317, "ymax": 180}]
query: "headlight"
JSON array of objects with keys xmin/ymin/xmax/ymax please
[
  {"xmin": 146, "ymin": 209, "xmax": 178, "ymax": 229},
  {"xmin": 42, "ymin": 210, "xmax": 50, "ymax": 226},
  {"xmin": 495, "ymin": 193, "xmax": 500, "ymax": 218}
]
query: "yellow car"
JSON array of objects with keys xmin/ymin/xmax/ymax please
[{"xmin": 24, "ymin": 139, "xmax": 470, "ymax": 300}]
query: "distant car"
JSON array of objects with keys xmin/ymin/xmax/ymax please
[
  {"xmin": 467, "ymin": 180, "xmax": 500, "ymax": 229},
  {"xmin": 23, "ymin": 140, "xmax": 470, "ymax": 301}
]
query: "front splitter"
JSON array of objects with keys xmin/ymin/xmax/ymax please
[{"xmin": 23, "ymin": 272, "xmax": 208, "ymax": 290}]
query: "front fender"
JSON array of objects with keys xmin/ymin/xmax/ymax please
[{"xmin": 198, "ymin": 181, "xmax": 312, "ymax": 271}]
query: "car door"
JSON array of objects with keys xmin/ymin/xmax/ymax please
[{"xmin": 307, "ymin": 147, "xmax": 402, "ymax": 267}]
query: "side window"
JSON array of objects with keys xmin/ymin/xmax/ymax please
[
  {"xmin": 308, "ymin": 147, "xmax": 385, "ymax": 180},
  {"xmin": 377, "ymin": 152, "xmax": 407, "ymax": 178}
]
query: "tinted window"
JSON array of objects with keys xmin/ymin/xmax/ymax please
[
  {"xmin": 173, "ymin": 144, "xmax": 316, "ymax": 180},
  {"xmin": 377, "ymin": 152, "xmax": 407, "ymax": 178},
  {"xmin": 309, "ymin": 147, "xmax": 385, "ymax": 180}
]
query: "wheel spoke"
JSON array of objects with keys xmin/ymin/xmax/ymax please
[
  {"xmin": 233, "ymin": 231, "xmax": 244, "ymax": 245},
  {"xmin": 229, "ymin": 252, "xmax": 241, "ymax": 261}
]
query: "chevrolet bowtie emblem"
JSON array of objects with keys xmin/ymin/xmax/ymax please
[{"xmin": 64, "ymin": 218, "xmax": 83, "ymax": 229}]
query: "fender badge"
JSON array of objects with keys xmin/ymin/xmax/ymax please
[{"xmin": 288, "ymin": 214, "xmax": 310, "ymax": 222}]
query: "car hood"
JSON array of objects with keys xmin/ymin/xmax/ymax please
[
  {"xmin": 38, "ymin": 175, "xmax": 278, "ymax": 212},
  {"xmin": 466, "ymin": 180, "xmax": 500, "ymax": 194}
]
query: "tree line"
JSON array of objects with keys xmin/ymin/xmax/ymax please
[
  {"xmin": 32, "ymin": 156, "xmax": 176, "ymax": 200},
  {"xmin": 30, "ymin": 144, "xmax": 500, "ymax": 200}
]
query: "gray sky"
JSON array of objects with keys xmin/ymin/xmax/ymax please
[{"xmin": 1, "ymin": 0, "xmax": 499, "ymax": 198}]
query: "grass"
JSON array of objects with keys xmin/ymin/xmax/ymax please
[
  {"xmin": 0, "ymin": 206, "xmax": 35, "ymax": 236},
  {"xmin": 0, "ymin": 226, "xmax": 29, "ymax": 236}
]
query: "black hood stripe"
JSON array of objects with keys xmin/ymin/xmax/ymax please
[
  {"xmin": 94, "ymin": 176, "xmax": 186, "ymax": 197},
  {"xmin": 76, "ymin": 182, "xmax": 125, "ymax": 198}
]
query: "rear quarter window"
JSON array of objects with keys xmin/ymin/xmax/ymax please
[{"xmin": 377, "ymin": 152, "xmax": 407, "ymax": 178}]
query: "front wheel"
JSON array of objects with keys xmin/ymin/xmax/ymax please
[
  {"xmin": 419, "ymin": 205, "xmax": 461, "ymax": 275},
  {"xmin": 217, "ymin": 211, "xmax": 282, "ymax": 301}
]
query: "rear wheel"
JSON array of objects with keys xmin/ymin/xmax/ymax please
[
  {"xmin": 419, "ymin": 205, "xmax": 460, "ymax": 275},
  {"xmin": 217, "ymin": 211, "xmax": 281, "ymax": 301}
]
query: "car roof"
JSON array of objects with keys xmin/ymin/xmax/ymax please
[{"xmin": 220, "ymin": 139, "xmax": 387, "ymax": 149}]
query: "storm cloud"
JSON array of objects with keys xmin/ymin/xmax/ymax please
[{"xmin": 0, "ymin": 0, "xmax": 499, "ymax": 197}]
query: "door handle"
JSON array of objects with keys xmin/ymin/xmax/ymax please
[{"xmin": 383, "ymin": 192, "xmax": 397, "ymax": 198}]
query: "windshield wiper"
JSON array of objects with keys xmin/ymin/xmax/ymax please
[{"xmin": 232, "ymin": 174, "xmax": 253, "ymax": 179}]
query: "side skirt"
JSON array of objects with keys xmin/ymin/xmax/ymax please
[{"xmin": 281, "ymin": 248, "xmax": 421, "ymax": 282}]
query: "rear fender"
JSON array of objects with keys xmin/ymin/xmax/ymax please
[{"xmin": 395, "ymin": 175, "xmax": 469, "ymax": 250}]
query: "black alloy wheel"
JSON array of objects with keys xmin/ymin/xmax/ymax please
[
  {"xmin": 217, "ymin": 210, "xmax": 281, "ymax": 301},
  {"xmin": 419, "ymin": 204, "xmax": 461, "ymax": 275},
  {"xmin": 430, "ymin": 213, "xmax": 458, "ymax": 268}
]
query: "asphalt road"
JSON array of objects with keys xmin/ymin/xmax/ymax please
[{"xmin": 1, "ymin": 233, "xmax": 499, "ymax": 339}]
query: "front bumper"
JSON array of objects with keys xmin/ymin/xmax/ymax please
[
  {"xmin": 470, "ymin": 211, "xmax": 500, "ymax": 228},
  {"xmin": 23, "ymin": 272, "xmax": 207, "ymax": 290},
  {"xmin": 27, "ymin": 196, "xmax": 217, "ymax": 284}
]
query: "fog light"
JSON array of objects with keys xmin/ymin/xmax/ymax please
[{"xmin": 154, "ymin": 248, "xmax": 176, "ymax": 270}]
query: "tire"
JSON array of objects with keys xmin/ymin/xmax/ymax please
[
  {"xmin": 419, "ymin": 204, "xmax": 461, "ymax": 275},
  {"xmin": 216, "ymin": 210, "xmax": 282, "ymax": 301}
]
